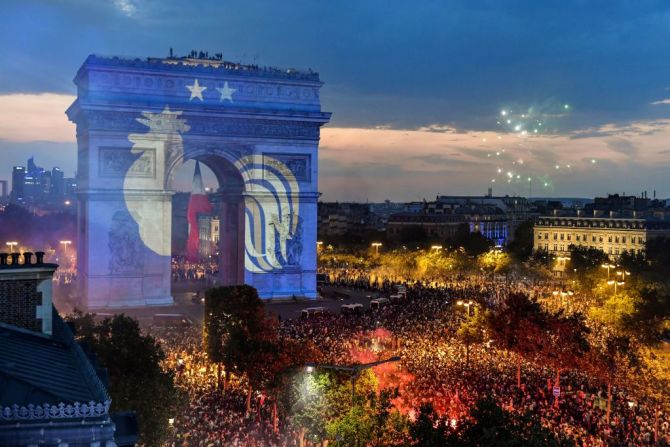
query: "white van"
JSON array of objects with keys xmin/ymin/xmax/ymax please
[
  {"xmin": 301, "ymin": 307, "xmax": 328, "ymax": 318},
  {"xmin": 341, "ymin": 303, "xmax": 364, "ymax": 315},
  {"xmin": 370, "ymin": 298, "xmax": 390, "ymax": 310}
]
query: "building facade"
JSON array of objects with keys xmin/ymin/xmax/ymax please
[{"xmin": 533, "ymin": 215, "xmax": 670, "ymax": 258}]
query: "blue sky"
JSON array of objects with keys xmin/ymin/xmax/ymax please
[{"xmin": 1, "ymin": 0, "xmax": 670, "ymax": 200}]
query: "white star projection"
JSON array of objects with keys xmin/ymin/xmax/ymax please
[
  {"xmin": 186, "ymin": 79, "xmax": 206, "ymax": 101},
  {"xmin": 217, "ymin": 82, "xmax": 237, "ymax": 102}
]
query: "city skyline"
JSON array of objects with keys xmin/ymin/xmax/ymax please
[{"xmin": 1, "ymin": 1, "xmax": 670, "ymax": 200}]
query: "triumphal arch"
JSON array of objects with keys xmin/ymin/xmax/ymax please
[{"xmin": 66, "ymin": 54, "xmax": 330, "ymax": 308}]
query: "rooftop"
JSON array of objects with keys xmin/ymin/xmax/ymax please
[
  {"xmin": 0, "ymin": 309, "xmax": 109, "ymax": 420},
  {"xmin": 82, "ymin": 53, "xmax": 321, "ymax": 83}
]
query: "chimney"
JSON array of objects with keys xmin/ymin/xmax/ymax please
[{"xmin": 0, "ymin": 249, "xmax": 58, "ymax": 335}]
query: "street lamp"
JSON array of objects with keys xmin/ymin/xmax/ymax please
[
  {"xmin": 457, "ymin": 300, "xmax": 474, "ymax": 317},
  {"xmin": 607, "ymin": 280, "xmax": 625, "ymax": 295},
  {"xmin": 601, "ymin": 263, "xmax": 617, "ymax": 279},
  {"xmin": 431, "ymin": 245, "xmax": 443, "ymax": 251},
  {"xmin": 371, "ymin": 242, "xmax": 382, "ymax": 254},
  {"xmin": 59, "ymin": 240, "xmax": 72, "ymax": 255},
  {"xmin": 306, "ymin": 356, "xmax": 401, "ymax": 406},
  {"xmin": 5, "ymin": 241, "xmax": 18, "ymax": 253}
]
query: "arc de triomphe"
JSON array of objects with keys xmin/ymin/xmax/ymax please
[{"xmin": 66, "ymin": 54, "xmax": 330, "ymax": 308}]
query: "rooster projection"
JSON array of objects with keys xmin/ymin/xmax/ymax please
[{"xmin": 186, "ymin": 161, "xmax": 212, "ymax": 261}]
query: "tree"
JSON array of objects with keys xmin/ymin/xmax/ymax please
[
  {"xmin": 448, "ymin": 224, "xmax": 493, "ymax": 257},
  {"xmin": 507, "ymin": 219, "xmax": 534, "ymax": 262},
  {"xmin": 568, "ymin": 245, "xmax": 609, "ymax": 275},
  {"xmin": 456, "ymin": 310, "xmax": 486, "ymax": 366},
  {"xmin": 543, "ymin": 311, "xmax": 590, "ymax": 398},
  {"xmin": 585, "ymin": 330, "xmax": 638, "ymax": 424},
  {"xmin": 67, "ymin": 312, "xmax": 180, "ymax": 446},
  {"xmin": 487, "ymin": 293, "xmax": 548, "ymax": 389},
  {"xmin": 409, "ymin": 403, "xmax": 448, "ymax": 447},
  {"xmin": 203, "ymin": 285, "xmax": 269, "ymax": 413},
  {"xmin": 445, "ymin": 398, "xmax": 566, "ymax": 446}
]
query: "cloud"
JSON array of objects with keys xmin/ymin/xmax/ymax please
[
  {"xmin": 0, "ymin": 93, "xmax": 75, "ymax": 143},
  {"xmin": 651, "ymin": 99, "xmax": 670, "ymax": 105},
  {"xmin": 113, "ymin": 0, "xmax": 137, "ymax": 16}
]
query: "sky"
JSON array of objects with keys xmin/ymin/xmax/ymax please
[{"xmin": 1, "ymin": 0, "xmax": 670, "ymax": 201}]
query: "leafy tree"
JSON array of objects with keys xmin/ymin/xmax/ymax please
[
  {"xmin": 409, "ymin": 403, "xmax": 448, "ymax": 447},
  {"xmin": 67, "ymin": 312, "xmax": 180, "ymax": 446},
  {"xmin": 585, "ymin": 330, "xmax": 639, "ymax": 424},
  {"xmin": 543, "ymin": 311, "xmax": 590, "ymax": 392},
  {"xmin": 204, "ymin": 285, "xmax": 263, "ymax": 379},
  {"xmin": 448, "ymin": 224, "xmax": 493, "ymax": 257},
  {"xmin": 457, "ymin": 310, "xmax": 486, "ymax": 366},
  {"xmin": 286, "ymin": 369, "xmax": 378, "ymax": 445},
  {"xmin": 507, "ymin": 219, "xmax": 534, "ymax": 262},
  {"xmin": 487, "ymin": 293, "xmax": 548, "ymax": 388},
  {"xmin": 396, "ymin": 225, "xmax": 429, "ymax": 248},
  {"xmin": 568, "ymin": 245, "xmax": 609, "ymax": 275},
  {"xmin": 445, "ymin": 398, "xmax": 566, "ymax": 446}
]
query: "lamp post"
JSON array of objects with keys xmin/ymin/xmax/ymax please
[
  {"xmin": 457, "ymin": 300, "xmax": 474, "ymax": 317},
  {"xmin": 601, "ymin": 263, "xmax": 617, "ymax": 279},
  {"xmin": 59, "ymin": 240, "xmax": 72, "ymax": 255},
  {"xmin": 607, "ymin": 280, "xmax": 625, "ymax": 295},
  {"xmin": 371, "ymin": 242, "xmax": 382, "ymax": 255},
  {"xmin": 5, "ymin": 241, "xmax": 18, "ymax": 253},
  {"xmin": 431, "ymin": 245, "xmax": 443, "ymax": 252},
  {"xmin": 306, "ymin": 356, "xmax": 401, "ymax": 406}
]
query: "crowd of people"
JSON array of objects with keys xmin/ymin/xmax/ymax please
[{"xmin": 151, "ymin": 266, "xmax": 669, "ymax": 446}]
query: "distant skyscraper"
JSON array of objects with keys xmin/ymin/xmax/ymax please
[
  {"xmin": 51, "ymin": 167, "xmax": 65, "ymax": 198},
  {"xmin": 0, "ymin": 180, "xmax": 7, "ymax": 198},
  {"xmin": 11, "ymin": 166, "xmax": 26, "ymax": 200},
  {"xmin": 186, "ymin": 161, "xmax": 212, "ymax": 261}
]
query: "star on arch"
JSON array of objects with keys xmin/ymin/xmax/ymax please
[
  {"xmin": 186, "ymin": 79, "xmax": 207, "ymax": 101},
  {"xmin": 217, "ymin": 82, "xmax": 237, "ymax": 102}
]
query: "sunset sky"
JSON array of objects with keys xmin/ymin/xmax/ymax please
[{"xmin": 1, "ymin": 1, "xmax": 670, "ymax": 201}]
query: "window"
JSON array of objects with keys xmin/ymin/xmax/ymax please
[
  {"xmin": 631, "ymin": 236, "xmax": 636, "ymax": 244},
  {"xmin": 599, "ymin": 236, "xmax": 603, "ymax": 243},
  {"xmin": 608, "ymin": 236, "xmax": 612, "ymax": 243},
  {"xmin": 538, "ymin": 234, "xmax": 542, "ymax": 240},
  {"xmin": 553, "ymin": 244, "xmax": 558, "ymax": 251},
  {"xmin": 592, "ymin": 236, "xmax": 597, "ymax": 242},
  {"xmin": 615, "ymin": 236, "xmax": 619, "ymax": 243},
  {"xmin": 545, "ymin": 232, "xmax": 549, "ymax": 239},
  {"xmin": 554, "ymin": 233, "xmax": 558, "ymax": 240},
  {"xmin": 622, "ymin": 236, "xmax": 626, "ymax": 243},
  {"xmin": 615, "ymin": 248, "xmax": 619, "ymax": 255},
  {"xmin": 567, "ymin": 234, "xmax": 571, "ymax": 241},
  {"xmin": 608, "ymin": 247, "xmax": 612, "ymax": 254},
  {"xmin": 560, "ymin": 233, "xmax": 564, "ymax": 240}
]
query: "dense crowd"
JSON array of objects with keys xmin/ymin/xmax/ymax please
[{"xmin": 153, "ymin": 268, "xmax": 669, "ymax": 446}]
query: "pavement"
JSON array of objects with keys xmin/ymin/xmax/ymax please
[{"xmin": 84, "ymin": 285, "xmax": 383, "ymax": 325}]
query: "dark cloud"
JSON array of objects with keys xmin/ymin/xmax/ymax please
[{"xmin": 1, "ymin": 1, "xmax": 670, "ymax": 131}]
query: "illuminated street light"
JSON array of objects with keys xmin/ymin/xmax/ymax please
[
  {"xmin": 457, "ymin": 300, "xmax": 474, "ymax": 317},
  {"xmin": 59, "ymin": 240, "xmax": 72, "ymax": 255},
  {"xmin": 306, "ymin": 356, "xmax": 401, "ymax": 406},
  {"xmin": 5, "ymin": 241, "xmax": 18, "ymax": 253},
  {"xmin": 601, "ymin": 263, "xmax": 617, "ymax": 279},
  {"xmin": 371, "ymin": 242, "xmax": 382, "ymax": 254},
  {"xmin": 607, "ymin": 280, "xmax": 625, "ymax": 295},
  {"xmin": 431, "ymin": 245, "xmax": 443, "ymax": 251}
]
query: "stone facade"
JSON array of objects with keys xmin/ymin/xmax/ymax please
[{"xmin": 67, "ymin": 54, "xmax": 330, "ymax": 308}]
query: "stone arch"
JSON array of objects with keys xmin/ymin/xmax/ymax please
[{"xmin": 67, "ymin": 54, "xmax": 330, "ymax": 308}]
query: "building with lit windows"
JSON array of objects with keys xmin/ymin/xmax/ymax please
[{"xmin": 533, "ymin": 214, "xmax": 670, "ymax": 259}]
